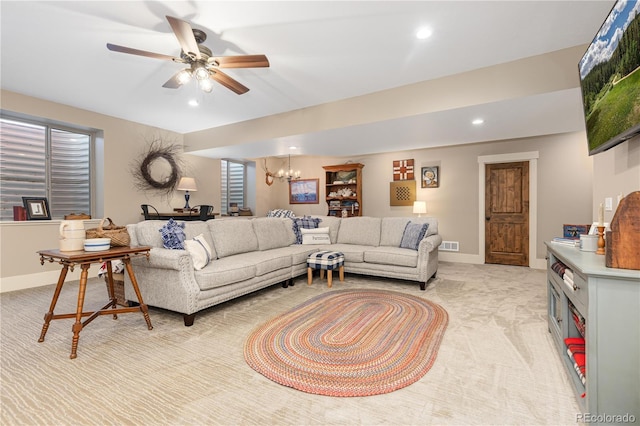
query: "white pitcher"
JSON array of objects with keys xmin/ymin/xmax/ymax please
[{"xmin": 59, "ymin": 220, "xmax": 86, "ymax": 251}]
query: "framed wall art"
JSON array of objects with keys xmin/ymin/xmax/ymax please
[
  {"xmin": 421, "ymin": 166, "xmax": 439, "ymax": 188},
  {"xmin": 22, "ymin": 197, "xmax": 51, "ymax": 220},
  {"xmin": 389, "ymin": 180, "xmax": 416, "ymax": 206},
  {"xmin": 393, "ymin": 159, "xmax": 414, "ymax": 181},
  {"xmin": 289, "ymin": 179, "xmax": 319, "ymax": 204}
]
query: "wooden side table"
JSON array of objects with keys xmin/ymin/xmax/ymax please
[{"xmin": 37, "ymin": 246, "xmax": 153, "ymax": 359}]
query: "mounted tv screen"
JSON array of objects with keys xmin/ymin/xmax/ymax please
[{"xmin": 579, "ymin": 0, "xmax": 640, "ymax": 156}]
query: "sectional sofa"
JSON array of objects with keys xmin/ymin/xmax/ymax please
[{"xmin": 124, "ymin": 216, "xmax": 441, "ymax": 326}]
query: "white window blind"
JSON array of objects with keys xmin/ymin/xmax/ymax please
[
  {"xmin": 0, "ymin": 117, "xmax": 92, "ymax": 220},
  {"xmin": 221, "ymin": 159, "xmax": 245, "ymax": 215}
]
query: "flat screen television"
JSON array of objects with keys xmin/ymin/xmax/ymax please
[{"xmin": 579, "ymin": 0, "xmax": 640, "ymax": 155}]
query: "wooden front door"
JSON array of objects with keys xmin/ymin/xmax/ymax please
[{"xmin": 485, "ymin": 161, "xmax": 529, "ymax": 266}]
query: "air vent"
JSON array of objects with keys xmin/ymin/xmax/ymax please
[{"xmin": 439, "ymin": 241, "xmax": 459, "ymax": 252}]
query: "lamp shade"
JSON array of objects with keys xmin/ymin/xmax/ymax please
[
  {"xmin": 413, "ymin": 201, "xmax": 427, "ymax": 215},
  {"xmin": 177, "ymin": 177, "xmax": 198, "ymax": 192}
]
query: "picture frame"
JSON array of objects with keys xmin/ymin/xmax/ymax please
[
  {"xmin": 22, "ymin": 197, "xmax": 51, "ymax": 220},
  {"xmin": 421, "ymin": 166, "xmax": 439, "ymax": 188},
  {"xmin": 563, "ymin": 224, "xmax": 591, "ymax": 239},
  {"xmin": 289, "ymin": 178, "xmax": 319, "ymax": 204}
]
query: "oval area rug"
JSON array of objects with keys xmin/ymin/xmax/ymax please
[{"xmin": 244, "ymin": 289, "xmax": 448, "ymax": 397}]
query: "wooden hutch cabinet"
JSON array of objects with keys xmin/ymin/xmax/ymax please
[{"xmin": 323, "ymin": 163, "xmax": 364, "ymax": 217}]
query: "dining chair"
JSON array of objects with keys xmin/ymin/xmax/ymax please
[{"xmin": 140, "ymin": 204, "xmax": 160, "ymax": 220}]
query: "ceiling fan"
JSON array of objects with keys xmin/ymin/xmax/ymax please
[{"xmin": 106, "ymin": 15, "xmax": 269, "ymax": 94}]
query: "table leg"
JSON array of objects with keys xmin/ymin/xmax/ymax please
[
  {"xmin": 123, "ymin": 258, "xmax": 153, "ymax": 330},
  {"xmin": 38, "ymin": 264, "xmax": 69, "ymax": 343},
  {"xmin": 307, "ymin": 267, "xmax": 313, "ymax": 285},
  {"xmin": 70, "ymin": 264, "xmax": 90, "ymax": 359},
  {"xmin": 327, "ymin": 270, "xmax": 333, "ymax": 288},
  {"xmin": 339, "ymin": 265, "xmax": 344, "ymax": 282},
  {"xmin": 105, "ymin": 261, "xmax": 118, "ymax": 319}
]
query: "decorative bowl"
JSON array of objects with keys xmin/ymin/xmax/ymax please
[{"xmin": 84, "ymin": 238, "xmax": 111, "ymax": 252}]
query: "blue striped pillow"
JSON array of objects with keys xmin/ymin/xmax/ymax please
[{"xmin": 399, "ymin": 222, "xmax": 429, "ymax": 250}]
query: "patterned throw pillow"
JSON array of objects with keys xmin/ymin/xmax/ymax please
[
  {"xmin": 399, "ymin": 222, "xmax": 429, "ymax": 250},
  {"xmin": 184, "ymin": 233, "xmax": 213, "ymax": 270},
  {"xmin": 159, "ymin": 218, "xmax": 186, "ymax": 249},
  {"xmin": 291, "ymin": 216, "xmax": 321, "ymax": 244},
  {"xmin": 267, "ymin": 209, "xmax": 296, "ymax": 218}
]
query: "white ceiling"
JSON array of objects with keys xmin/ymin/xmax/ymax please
[{"xmin": 0, "ymin": 1, "xmax": 614, "ymax": 159}]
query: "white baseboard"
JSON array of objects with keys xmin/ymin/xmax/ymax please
[{"xmin": 0, "ymin": 269, "xmax": 100, "ymax": 293}]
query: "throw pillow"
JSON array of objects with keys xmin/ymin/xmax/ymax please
[
  {"xmin": 184, "ymin": 233, "xmax": 213, "ymax": 270},
  {"xmin": 267, "ymin": 209, "xmax": 296, "ymax": 218},
  {"xmin": 159, "ymin": 218, "xmax": 186, "ymax": 249},
  {"xmin": 301, "ymin": 227, "xmax": 331, "ymax": 245},
  {"xmin": 399, "ymin": 222, "xmax": 429, "ymax": 250},
  {"xmin": 291, "ymin": 216, "xmax": 321, "ymax": 244}
]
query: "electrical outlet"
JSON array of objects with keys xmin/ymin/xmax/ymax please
[{"xmin": 605, "ymin": 197, "xmax": 613, "ymax": 211}]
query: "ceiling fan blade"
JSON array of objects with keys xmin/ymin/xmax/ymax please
[
  {"xmin": 212, "ymin": 55, "xmax": 270, "ymax": 69},
  {"xmin": 162, "ymin": 71, "xmax": 184, "ymax": 89},
  {"xmin": 166, "ymin": 15, "xmax": 201, "ymax": 60},
  {"xmin": 210, "ymin": 69, "xmax": 249, "ymax": 94},
  {"xmin": 107, "ymin": 43, "xmax": 180, "ymax": 62}
]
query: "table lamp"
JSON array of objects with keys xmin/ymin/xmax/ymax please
[
  {"xmin": 177, "ymin": 177, "xmax": 198, "ymax": 210},
  {"xmin": 413, "ymin": 201, "xmax": 427, "ymax": 217}
]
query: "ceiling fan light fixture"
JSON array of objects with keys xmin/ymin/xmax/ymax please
[
  {"xmin": 177, "ymin": 69, "xmax": 192, "ymax": 85},
  {"xmin": 194, "ymin": 65, "xmax": 209, "ymax": 81},
  {"xmin": 199, "ymin": 78, "xmax": 214, "ymax": 93}
]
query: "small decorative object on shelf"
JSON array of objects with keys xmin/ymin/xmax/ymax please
[{"xmin": 596, "ymin": 226, "xmax": 606, "ymax": 255}]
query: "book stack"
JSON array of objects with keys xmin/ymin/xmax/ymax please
[{"xmin": 551, "ymin": 237, "xmax": 579, "ymax": 247}]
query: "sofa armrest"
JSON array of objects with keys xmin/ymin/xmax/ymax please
[
  {"xmin": 131, "ymin": 247, "xmax": 193, "ymax": 270},
  {"xmin": 420, "ymin": 234, "xmax": 443, "ymax": 253}
]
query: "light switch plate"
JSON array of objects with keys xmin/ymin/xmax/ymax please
[{"xmin": 605, "ymin": 197, "xmax": 613, "ymax": 211}]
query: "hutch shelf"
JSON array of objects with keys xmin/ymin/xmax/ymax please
[{"xmin": 323, "ymin": 163, "xmax": 364, "ymax": 217}]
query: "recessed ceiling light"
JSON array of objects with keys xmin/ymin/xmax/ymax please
[
  {"xmin": 472, "ymin": 118, "xmax": 484, "ymax": 125},
  {"xmin": 188, "ymin": 99, "xmax": 199, "ymax": 107},
  {"xmin": 416, "ymin": 27, "xmax": 433, "ymax": 40},
  {"xmin": 289, "ymin": 146, "xmax": 298, "ymax": 150}
]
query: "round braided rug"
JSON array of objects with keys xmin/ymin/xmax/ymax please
[{"xmin": 244, "ymin": 289, "xmax": 448, "ymax": 397}]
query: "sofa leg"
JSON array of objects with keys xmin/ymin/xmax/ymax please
[
  {"xmin": 420, "ymin": 282, "xmax": 426, "ymax": 291},
  {"xmin": 183, "ymin": 313, "xmax": 196, "ymax": 327},
  {"xmin": 289, "ymin": 278, "xmax": 295, "ymax": 287}
]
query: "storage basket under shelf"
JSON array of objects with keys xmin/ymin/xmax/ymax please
[{"xmin": 103, "ymin": 273, "xmax": 128, "ymax": 306}]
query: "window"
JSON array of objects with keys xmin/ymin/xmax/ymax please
[
  {"xmin": 221, "ymin": 159, "xmax": 245, "ymax": 215},
  {"xmin": 0, "ymin": 116, "xmax": 92, "ymax": 221}
]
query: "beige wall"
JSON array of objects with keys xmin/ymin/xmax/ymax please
[{"xmin": 592, "ymin": 134, "xmax": 640, "ymax": 221}]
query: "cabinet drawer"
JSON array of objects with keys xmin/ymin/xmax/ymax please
[{"xmin": 565, "ymin": 271, "xmax": 588, "ymax": 313}]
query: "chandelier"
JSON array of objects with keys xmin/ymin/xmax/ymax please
[{"xmin": 277, "ymin": 154, "xmax": 301, "ymax": 182}]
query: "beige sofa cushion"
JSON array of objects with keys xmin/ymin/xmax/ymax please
[
  {"xmin": 252, "ymin": 217, "xmax": 295, "ymax": 250},
  {"xmin": 336, "ymin": 217, "xmax": 381, "ymax": 246},
  {"xmin": 208, "ymin": 219, "xmax": 259, "ymax": 258}
]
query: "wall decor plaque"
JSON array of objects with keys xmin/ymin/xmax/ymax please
[
  {"xmin": 390, "ymin": 180, "xmax": 416, "ymax": 206},
  {"xmin": 393, "ymin": 159, "xmax": 414, "ymax": 181}
]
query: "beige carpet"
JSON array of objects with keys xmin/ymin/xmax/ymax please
[{"xmin": 1, "ymin": 262, "xmax": 581, "ymax": 425}]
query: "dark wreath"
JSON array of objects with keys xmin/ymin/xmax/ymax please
[{"xmin": 131, "ymin": 139, "xmax": 184, "ymax": 196}]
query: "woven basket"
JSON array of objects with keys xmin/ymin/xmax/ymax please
[{"xmin": 86, "ymin": 217, "xmax": 130, "ymax": 247}]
